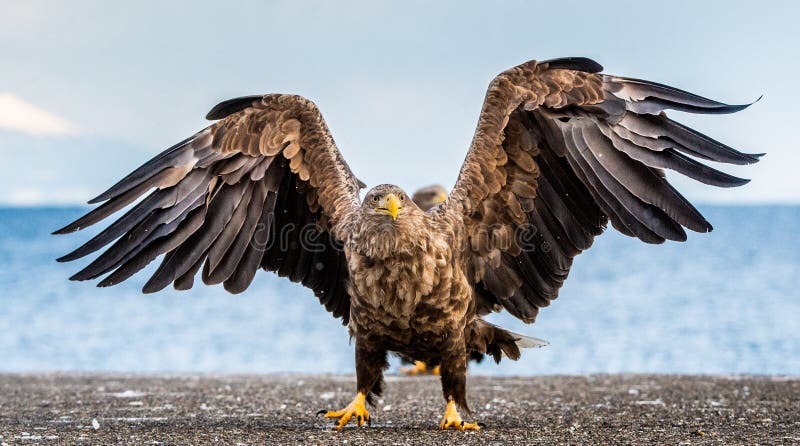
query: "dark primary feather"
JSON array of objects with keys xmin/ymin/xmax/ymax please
[
  {"xmin": 541, "ymin": 57, "xmax": 604, "ymax": 73},
  {"xmin": 98, "ymin": 205, "xmax": 208, "ymax": 287},
  {"xmin": 223, "ymin": 191, "xmax": 277, "ymax": 295},
  {"xmin": 600, "ymin": 126, "xmax": 750, "ymax": 187},
  {"xmin": 142, "ymin": 179, "xmax": 250, "ymax": 293},
  {"xmin": 202, "ymin": 181, "xmax": 269, "ymax": 285},
  {"xmin": 606, "ymin": 76, "xmax": 757, "ymax": 115},
  {"xmin": 617, "ymin": 112, "xmax": 762, "ymax": 165},
  {"xmin": 69, "ymin": 195, "xmax": 206, "ymax": 281},
  {"xmin": 205, "ymin": 95, "xmax": 262, "ymax": 120},
  {"xmin": 57, "ymin": 169, "xmax": 212, "ymax": 262},
  {"xmin": 87, "ymin": 133, "xmax": 209, "ymax": 205}
]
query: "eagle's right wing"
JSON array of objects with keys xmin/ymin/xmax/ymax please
[{"xmin": 55, "ymin": 94, "xmax": 363, "ymax": 323}]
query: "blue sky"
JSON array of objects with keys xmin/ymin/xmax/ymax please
[{"xmin": 1, "ymin": 0, "xmax": 797, "ymax": 204}]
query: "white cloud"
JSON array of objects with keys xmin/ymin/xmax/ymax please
[
  {"xmin": 0, "ymin": 92, "xmax": 80, "ymax": 137},
  {"xmin": 3, "ymin": 186, "xmax": 94, "ymax": 206}
]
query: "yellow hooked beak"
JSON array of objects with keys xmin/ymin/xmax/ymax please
[
  {"xmin": 376, "ymin": 193, "xmax": 401, "ymax": 221},
  {"xmin": 433, "ymin": 191, "xmax": 448, "ymax": 205}
]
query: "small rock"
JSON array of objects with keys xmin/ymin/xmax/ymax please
[
  {"xmin": 91, "ymin": 419, "xmax": 100, "ymax": 430},
  {"xmin": 635, "ymin": 399, "xmax": 664, "ymax": 406},
  {"xmin": 112, "ymin": 390, "xmax": 146, "ymax": 398}
]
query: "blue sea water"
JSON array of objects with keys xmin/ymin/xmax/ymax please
[{"xmin": 0, "ymin": 206, "xmax": 798, "ymax": 375}]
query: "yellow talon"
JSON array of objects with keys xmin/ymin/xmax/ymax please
[
  {"xmin": 400, "ymin": 360, "xmax": 428, "ymax": 375},
  {"xmin": 400, "ymin": 361, "xmax": 440, "ymax": 376},
  {"xmin": 439, "ymin": 399, "xmax": 480, "ymax": 431},
  {"xmin": 320, "ymin": 392, "xmax": 370, "ymax": 429}
]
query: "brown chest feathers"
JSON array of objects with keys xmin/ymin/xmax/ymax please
[{"xmin": 345, "ymin": 214, "xmax": 472, "ymax": 349}]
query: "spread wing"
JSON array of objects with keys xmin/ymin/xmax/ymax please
[
  {"xmin": 55, "ymin": 94, "xmax": 363, "ymax": 323},
  {"xmin": 444, "ymin": 58, "xmax": 761, "ymax": 323}
]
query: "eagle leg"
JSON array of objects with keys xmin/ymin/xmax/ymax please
[
  {"xmin": 318, "ymin": 340, "xmax": 387, "ymax": 429},
  {"xmin": 439, "ymin": 398, "xmax": 481, "ymax": 431},
  {"xmin": 399, "ymin": 361, "xmax": 440, "ymax": 376},
  {"xmin": 438, "ymin": 350, "xmax": 480, "ymax": 430},
  {"xmin": 318, "ymin": 392, "xmax": 370, "ymax": 430}
]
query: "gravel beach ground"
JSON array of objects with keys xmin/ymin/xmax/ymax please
[{"xmin": 0, "ymin": 374, "xmax": 797, "ymax": 445}]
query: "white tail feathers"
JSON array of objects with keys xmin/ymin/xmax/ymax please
[
  {"xmin": 513, "ymin": 332, "xmax": 549, "ymax": 349},
  {"xmin": 473, "ymin": 320, "xmax": 548, "ymax": 362}
]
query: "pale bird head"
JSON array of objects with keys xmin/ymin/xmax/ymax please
[
  {"xmin": 362, "ymin": 184, "xmax": 414, "ymax": 221},
  {"xmin": 411, "ymin": 184, "xmax": 448, "ymax": 212}
]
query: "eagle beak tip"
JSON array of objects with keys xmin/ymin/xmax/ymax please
[{"xmin": 387, "ymin": 193, "xmax": 400, "ymax": 221}]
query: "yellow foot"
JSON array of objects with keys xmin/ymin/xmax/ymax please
[
  {"xmin": 439, "ymin": 399, "xmax": 481, "ymax": 431},
  {"xmin": 400, "ymin": 361, "xmax": 440, "ymax": 376},
  {"xmin": 317, "ymin": 392, "xmax": 370, "ymax": 430}
]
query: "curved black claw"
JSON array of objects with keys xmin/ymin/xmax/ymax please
[
  {"xmin": 477, "ymin": 422, "xmax": 487, "ymax": 428},
  {"xmin": 316, "ymin": 409, "xmax": 328, "ymax": 417}
]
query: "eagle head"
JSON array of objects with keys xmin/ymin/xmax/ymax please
[
  {"xmin": 356, "ymin": 184, "xmax": 426, "ymax": 258},
  {"xmin": 361, "ymin": 184, "xmax": 417, "ymax": 222}
]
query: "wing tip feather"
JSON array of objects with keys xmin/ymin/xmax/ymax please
[
  {"xmin": 52, "ymin": 227, "xmax": 71, "ymax": 236},
  {"xmin": 743, "ymin": 152, "xmax": 766, "ymax": 164},
  {"xmin": 206, "ymin": 95, "xmax": 263, "ymax": 120},
  {"xmin": 97, "ymin": 279, "xmax": 115, "ymax": 288},
  {"xmin": 56, "ymin": 254, "xmax": 74, "ymax": 263},
  {"xmin": 141, "ymin": 282, "xmax": 164, "ymax": 294},
  {"xmin": 53, "ymin": 219, "xmax": 86, "ymax": 235},
  {"xmin": 542, "ymin": 57, "xmax": 603, "ymax": 73}
]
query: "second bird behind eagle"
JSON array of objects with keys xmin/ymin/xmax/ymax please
[{"xmin": 56, "ymin": 57, "xmax": 761, "ymax": 430}]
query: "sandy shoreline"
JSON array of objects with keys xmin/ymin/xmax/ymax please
[{"xmin": 1, "ymin": 373, "xmax": 797, "ymax": 445}]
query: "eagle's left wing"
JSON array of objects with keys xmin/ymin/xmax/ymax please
[{"xmin": 443, "ymin": 58, "xmax": 761, "ymax": 323}]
